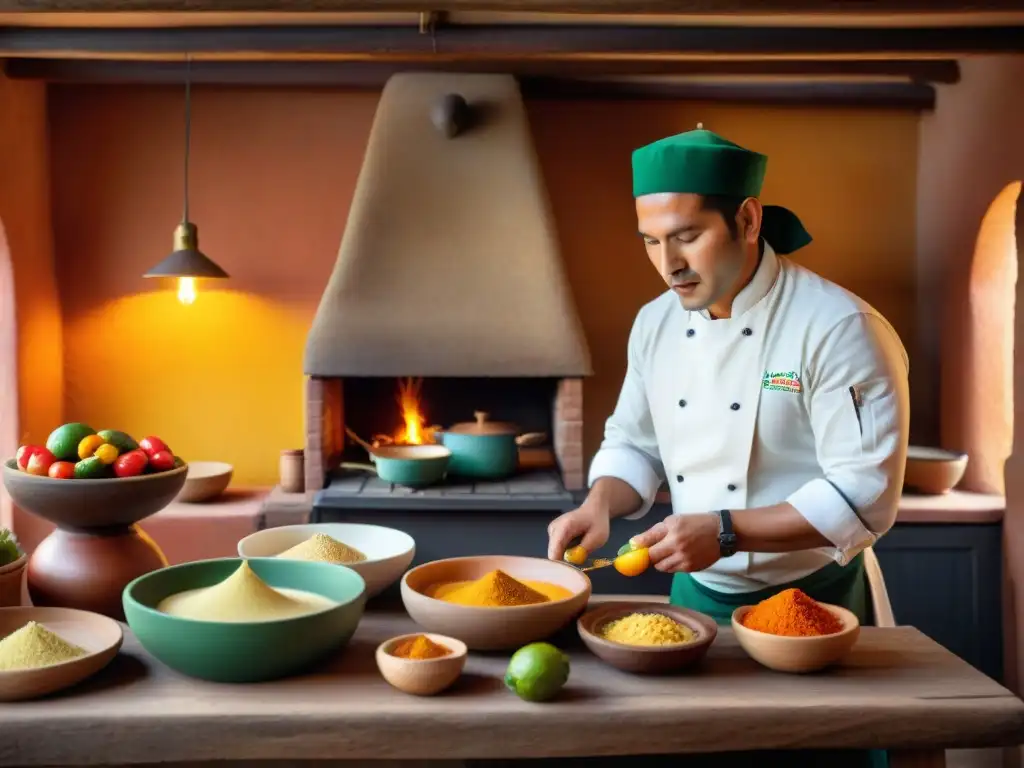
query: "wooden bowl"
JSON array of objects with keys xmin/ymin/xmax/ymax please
[
  {"xmin": 2, "ymin": 458, "xmax": 187, "ymax": 530},
  {"xmin": 903, "ymin": 446, "xmax": 968, "ymax": 495},
  {"xmin": 731, "ymin": 603, "xmax": 860, "ymax": 673},
  {"xmin": 375, "ymin": 632, "xmax": 468, "ymax": 696},
  {"xmin": 0, "ymin": 606, "xmax": 123, "ymax": 701},
  {"xmin": 238, "ymin": 523, "xmax": 416, "ymax": 598},
  {"xmin": 176, "ymin": 461, "xmax": 233, "ymax": 503},
  {"xmin": 400, "ymin": 555, "xmax": 591, "ymax": 651},
  {"xmin": 577, "ymin": 602, "xmax": 717, "ymax": 674}
]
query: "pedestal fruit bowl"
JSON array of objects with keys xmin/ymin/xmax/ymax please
[{"xmin": 2, "ymin": 458, "xmax": 187, "ymax": 620}]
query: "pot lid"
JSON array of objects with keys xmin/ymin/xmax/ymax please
[{"xmin": 447, "ymin": 411, "xmax": 519, "ymax": 436}]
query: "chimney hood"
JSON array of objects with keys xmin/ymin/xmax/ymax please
[{"xmin": 304, "ymin": 72, "xmax": 592, "ymax": 378}]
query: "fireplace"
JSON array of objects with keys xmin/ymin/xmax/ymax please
[
  {"xmin": 305, "ymin": 376, "xmax": 584, "ymax": 510},
  {"xmin": 302, "ymin": 72, "xmax": 591, "ymax": 511}
]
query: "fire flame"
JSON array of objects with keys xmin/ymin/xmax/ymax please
[{"xmin": 392, "ymin": 378, "xmax": 437, "ymax": 446}]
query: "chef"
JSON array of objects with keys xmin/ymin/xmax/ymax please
[{"xmin": 547, "ymin": 126, "xmax": 910, "ymax": 626}]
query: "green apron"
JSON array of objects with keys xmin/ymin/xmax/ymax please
[{"xmin": 669, "ymin": 553, "xmax": 888, "ymax": 768}]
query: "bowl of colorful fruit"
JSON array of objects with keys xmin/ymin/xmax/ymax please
[{"xmin": 3, "ymin": 422, "xmax": 187, "ymax": 531}]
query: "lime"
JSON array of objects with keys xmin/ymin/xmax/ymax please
[
  {"xmin": 74, "ymin": 456, "xmax": 110, "ymax": 479},
  {"xmin": 46, "ymin": 423, "xmax": 96, "ymax": 462},
  {"xmin": 504, "ymin": 642, "xmax": 570, "ymax": 702},
  {"xmin": 617, "ymin": 539, "xmax": 638, "ymax": 557},
  {"xmin": 97, "ymin": 430, "xmax": 139, "ymax": 454}
]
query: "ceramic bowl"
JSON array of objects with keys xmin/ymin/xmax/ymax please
[
  {"xmin": 400, "ymin": 555, "xmax": 591, "ymax": 651},
  {"xmin": 123, "ymin": 557, "xmax": 366, "ymax": 683},
  {"xmin": 731, "ymin": 603, "xmax": 860, "ymax": 673},
  {"xmin": 176, "ymin": 461, "xmax": 233, "ymax": 503},
  {"xmin": 903, "ymin": 446, "xmax": 969, "ymax": 495},
  {"xmin": 237, "ymin": 523, "xmax": 416, "ymax": 599},
  {"xmin": 2, "ymin": 458, "xmax": 187, "ymax": 530},
  {"xmin": 0, "ymin": 606, "xmax": 123, "ymax": 701},
  {"xmin": 375, "ymin": 632, "xmax": 468, "ymax": 696},
  {"xmin": 577, "ymin": 602, "xmax": 718, "ymax": 674}
]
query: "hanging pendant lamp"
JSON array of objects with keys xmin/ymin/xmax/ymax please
[{"xmin": 144, "ymin": 55, "xmax": 228, "ymax": 305}]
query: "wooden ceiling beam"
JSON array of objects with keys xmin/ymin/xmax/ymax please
[
  {"xmin": 0, "ymin": 23, "xmax": 1019, "ymax": 59},
  {"xmin": 1, "ymin": 57, "xmax": 961, "ymax": 84},
  {"xmin": 0, "ymin": 59, "xmax": 936, "ymax": 110},
  {"xmin": 0, "ymin": 0, "xmax": 1020, "ymax": 14}
]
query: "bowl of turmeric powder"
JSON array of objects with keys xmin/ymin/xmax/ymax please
[
  {"xmin": 576, "ymin": 601, "xmax": 717, "ymax": 674},
  {"xmin": 376, "ymin": 632, "xmax": 468, "ymax": 696},
  {"xmin": 400, "ymin": 556, "xmax": 591, "ymax": 651},
  {"xmin": 731, "ymin": 588, "xmax": 860, "ymax": 673}
]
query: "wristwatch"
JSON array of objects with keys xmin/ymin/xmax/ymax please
[{"xmin": 715, "ymin": 509, "xmax": 738, "ymax": 558}]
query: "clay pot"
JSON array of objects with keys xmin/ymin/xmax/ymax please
[
  {"xmin": 0, "ymin": 553, "xmax": 27, "ymax": 608},
  {"xmin": 280, "ymin": 449, "xmax": 305, "ymax": 493}
]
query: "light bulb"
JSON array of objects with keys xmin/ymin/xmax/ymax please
[{"xmin": 177, "ymin": 277, "xmax": 197, "ymax": 305}]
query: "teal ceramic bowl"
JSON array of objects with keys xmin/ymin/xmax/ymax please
[{"xmin": 123, "ymin": 557, "xmax": 367, "ymax": 683}]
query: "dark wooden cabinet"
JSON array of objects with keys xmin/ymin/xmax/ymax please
[{"xmin": 872, "ymin": 522, "xmax": 1003, "ymax": 683}]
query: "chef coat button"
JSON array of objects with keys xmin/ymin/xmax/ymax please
[
  {"xmin": 678, "ymin": 399, "xmax": 687, "ymax": 408},
  {"xmin": 742, "ymin": 327, "xmax": 753, "ymax": 336},
  {"xmin": 728, "ymin": 483, "xmax": 737, "ymax": 491},
  {"xmin": 730, "ymin": 402, "xmax": 740, "ymax": 411},
  {"xmin": 686, "ymin": 329, "xmax": 696, "ymax": 338},
  {"xmin": 676, "ymin": 474, "xmax": 684, "ymax": 483}
]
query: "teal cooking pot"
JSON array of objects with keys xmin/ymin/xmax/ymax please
[
  {"xmin": 340, "ymin": 444, "xmax": 451, "ymax": 488},
  {"xmin": 431, "ymin": 411, "xmax": 546, "ymax": 480}
]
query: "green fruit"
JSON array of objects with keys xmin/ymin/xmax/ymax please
[
  {"xmin": 173, "ymin": 455, "xmax": 186, "ymax": 468},
  {"xmin": 74, "ymin": 456, "xmax": 110, "ymax": 479},
  {"xmin": 46, "ymin": 423, "xmax": 96, "ymax": 461},
  {"xmin": 618, "ymin": 540, "xmax": 637, "ymax": 557},
  {"xmin": 504, "ymin": 642, "xmax": 570, "ymax": 703},
  {"xmin": 97, "ymin": 429, "xmax": 139, "ymax": 454}
]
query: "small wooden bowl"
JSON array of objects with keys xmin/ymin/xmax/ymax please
[
  {"xmin": 731, "ymin": 603, "xmax": 860, "ymax": 674},
  {"xmin": 176, "ymin": 461, "xmax": 234, "ymax": 503},
  {"xmin": 0, "ymin": 606, "xmax": 123, "ymax": 701},
  {"xmin": 903, "ymin": 446, "xmax": 968, "ymax": 495},
  {"xmin": 577, "ymin": 602, "xmax": 718, "ymax": 674},
  {"xmin": 375, "ymin": 633, "xmax": 468, "ymax": 696}
]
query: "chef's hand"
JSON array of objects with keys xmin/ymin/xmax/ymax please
[
  {"xmin": 631, "ymin": 514, "xmax": 721, "ymax": 573},
  {"xmin": 547, "ymin": 502, "xmax": 610, "ymax": 561}
]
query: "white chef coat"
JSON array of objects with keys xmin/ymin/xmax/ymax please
[{"xmin": 588, "ymin": 243, "xmax": 910, "ymax": 594}]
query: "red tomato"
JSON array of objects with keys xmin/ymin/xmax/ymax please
[
  {"xmin": 114, "ymin": 449, "xmax": 148, "ymax": 478},
  {"xmin": 16, "ymin": 445, "xmax": 44, "ymax": 471},
  {"xmin": 48, "ymin": 461, "xmax": 76, "ymax": 480},
  {"xmin": 139, "ymin": 436, "xmax": 169, "ymax": 458},
  {"xmin": 148, "ymin": 450, "xmax": 176, "ymax": 472},
  {"xmin": 25, "ymin": 448, "xmax": 56, "ymax": 476}
]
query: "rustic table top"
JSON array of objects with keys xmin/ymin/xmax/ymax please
[{"xmin": 1, "ymin": 605, "xmax": 1022, "ymax": 765}]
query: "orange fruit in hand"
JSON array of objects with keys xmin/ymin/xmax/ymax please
[
  {"xmin": 562, "ymin": 545, "xmax": 588, "ymax": 566},
  {"xmin": 613, "ymin": 547, "xmax": 651, "ymax": 577}
]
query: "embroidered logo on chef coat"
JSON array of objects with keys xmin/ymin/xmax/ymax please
[{"xmin": 762, "ymin": 370, "xmax": 802, "ymax": 393}]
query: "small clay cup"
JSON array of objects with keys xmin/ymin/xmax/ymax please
[
  {"xmin": 577, "ymin": 601, "xmax": 718, "ymax": 674},
  {"xmin": 375, "ymin": 632, "xmax": 467, "ymax": 696},
  {"xmin": 0, "ymin": 554, "xmax": 27, "ymax": 608}
]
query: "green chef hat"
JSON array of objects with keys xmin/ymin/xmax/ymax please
[{"xmin": 632, "ymin": 127, "xmax": 812, "ymax": 255}]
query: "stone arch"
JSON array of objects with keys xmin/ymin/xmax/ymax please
[
  {"xmin": 0, "ymin": 217, "xmax": 17, "ymax": 530},
  {"xmin": 944, "ymin": 181, "xmax": 1021, "ymax": 495}
]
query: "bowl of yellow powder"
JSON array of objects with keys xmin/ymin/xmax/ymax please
[
  {"xmin": 122, "ymin": 557, "xmax": 366, "ymax": 683},
  {"xmin": 0, "ymin": 606, "xmax": 123, "ymax": 701},
  {"xmin": 237, "ymin": 523, "xmax": 416, "ymax": 598},
  {"xmin": 577, "ymin": 601, "xmax": 718, "ymax": 674},
  {"xmin": 400, "ymin": 555, "xmax": 592, "ymax": 651}
]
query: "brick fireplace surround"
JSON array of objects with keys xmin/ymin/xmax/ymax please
[{"xmin": 305, "ymin": 376, "xmax": 585, "ymax": 497}]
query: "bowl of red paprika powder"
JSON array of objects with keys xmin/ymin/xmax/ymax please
[{"xmin": 731, "ymin": 588, "xmax": 860, "ymax": 674}]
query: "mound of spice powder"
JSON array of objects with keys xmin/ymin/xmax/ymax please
[
  {"xmin": 600, "ymin": 612, "xmax": 696, "ymax": 646},
  {"xmin": 439, "ymin": 570, "xmax": 549, "ymax": 607},
  {"xmin": 0, "ymin": 621, "xmax": 87, "ymax": 671},
  {"xmin": 740, "ymin": 588, "xmax": 844, "ymax": 637},
  {"xmin": 390, "ymin": 635, "xmax": 451, "ymax": 660}
]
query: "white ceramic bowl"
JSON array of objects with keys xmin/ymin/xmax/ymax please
[
  {"xmin": 237, "ymin": 523, "xmax": 416, "ymax": 598},
  {"xmin": 176, "ymin": 461, "xmax": 234, "ymax": 503}
]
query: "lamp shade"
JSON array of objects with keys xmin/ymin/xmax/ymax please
[{"xmin": 144, "ymin": 222, "xmax": 228, "ymax": 279}]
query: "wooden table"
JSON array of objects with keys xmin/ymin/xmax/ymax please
[{"xmin": 1, "ymin": 608, "xmax": 1022, "ymax": 767}]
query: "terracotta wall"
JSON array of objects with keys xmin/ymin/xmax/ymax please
[
  {"xmin": 44, "ymin": 85, "xmax": 920, "ymax": 488},
  {"xmin": 0, "ymin": 74, "xmax": 63, "ymax": 547},
  {"xmin": 917, "ymin": 54, "xmax": 1024, "ymax": 744}
]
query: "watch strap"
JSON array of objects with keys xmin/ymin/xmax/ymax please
[{"xmin": 716, "ymin": 509, "xmax": 738, "ymax": 557}]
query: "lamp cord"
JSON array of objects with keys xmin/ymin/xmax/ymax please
[{"xmin": 182, "ymin": 54, "xmax": 192, "ymax": 225}]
